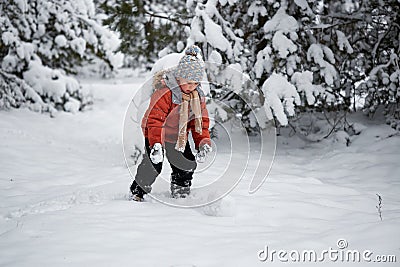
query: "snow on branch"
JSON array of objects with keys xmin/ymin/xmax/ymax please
[
  {"xmin": 291, "ymin": 71, "xmax": 323, "ymax": 105},
  {"xmin": 263, "ymin": 7, "xmax": 299, "ymax": 34},
  {"xmin": 336, "ymin": 30, "xmax": 354, "ymax": 54},
  {"xmin": 272, "ymin": 31, "xmax": 298, "ymax": 59},
  {"xmin": 262, "ymin": 73, "xmax": 301, "ymax": 126},
  {"xmin": 307, "ymin": 44, "xmax": 338, "ymax": 86}
]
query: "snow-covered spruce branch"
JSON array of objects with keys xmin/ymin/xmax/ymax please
[
  {"xmin": 195, "ymin": 1, "xmax": 243, "ymax": 53},
  {"xmin": 0, "ymin": 69, "xmax": 48, "ymax": 110},
  {"xmin": 205, "ymin": 3, "xmax": 242, "ymax": 44},
  {"xmin": 40, "ymin": 1, "xmax": 118, "ymax": 69}
]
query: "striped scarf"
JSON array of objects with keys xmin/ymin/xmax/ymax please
[{"xmin": 175, "ymin": 90, "xmax": 203, "ymax": 152}]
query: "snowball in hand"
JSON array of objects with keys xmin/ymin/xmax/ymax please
[
  {"xmin": 150, "ymin": 143, "xmax": 163, "ymax": 164},
  {"xmin": 196, "ymin": 144, "xmax": 212, "ymax": 163}
]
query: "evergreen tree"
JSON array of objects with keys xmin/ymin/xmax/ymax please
[
  {"xmin": 189, "ymin": 0, "xmax": 399, "ymax": 130},
  {"xmin": 308, "ymin": 0, "xmax": 400, "ymax": 129},
  {"xmin": 99, "ymin": 0, "xmax": 190, "ymax": 68},
  {"xmin": 0, "ymin": 0, "xmax": 121, "ymax": 113},
  {"xmin": 99, "ymin": 0, "xmax": 399, "ymax": 131}
]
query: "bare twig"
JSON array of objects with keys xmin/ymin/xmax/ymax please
[
  {"xmin": 143, "ymin": 10, "xmax": 191, "ymax": 26},
  {"xmin": 323, "ymin": 112, "xmax": 346, "ymax": 139},
  {"xmin": 372, "ymin": 24, "xmax": 393, "ymax": 64},
  {"xmin": 323, "ymin": 111, "xmax": 334, "ymax": 127},
  {"xmin": 376, "ymin": 194, "xmax": 383, "ymax": 221}
]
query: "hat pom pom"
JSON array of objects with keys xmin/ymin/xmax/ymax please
[{"xmin": 185, "ymin": 45, "xmax": 201, "ymax": 57}]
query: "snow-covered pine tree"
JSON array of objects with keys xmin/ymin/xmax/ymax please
[
  {"xmin": 185, "ymin": 0, "xmax": 341, "ymax": 130},
  {"xmin": 0, "ymin": 0, "xmax": 121, "ymax": 113},
  {"xmin": 184, "ymin": 0, "xmax": 400, "ymax": 132},
  {"xmin": 100, "ymin": 0, "xmax": 399, "ymax": 132},
  {"xmin": 305, "ymin": 0, "xmax": 400, "ymax": 130},
  {"xmin": 186, "ymin": 0, "xmax": 262, "ymax": 132},
  {"xmin": 253, "ymin": 1, "xmax": 304, "ymax": 127}
]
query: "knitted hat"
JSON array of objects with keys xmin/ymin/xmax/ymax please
[{"xmin": 174, "ymin": 45, "xmax": 205, "ymax": 83}]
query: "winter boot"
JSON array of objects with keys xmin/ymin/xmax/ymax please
[
  {"xmin": 170, "ymin": 171, "xmax": 192, "ymax": 198},
  {"xmin": 170, "ymin": 181, "xmax": 191, "ymax": 199},
  {"xmin": 130, "ymin": 181, "xmax": 148, "ymax": 202}
]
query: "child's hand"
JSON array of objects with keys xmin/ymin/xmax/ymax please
[
  {"xmin": 150, "ymin": 143, "xmax": 164, "ymax": 164},
  {"xmin": 196, "ymin": 143, "xmax": 212, "ymax": 163}
]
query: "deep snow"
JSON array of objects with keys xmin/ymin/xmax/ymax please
[{"xmin": 0, "ymin": 77, "xmax": 399, "ymax": 266}]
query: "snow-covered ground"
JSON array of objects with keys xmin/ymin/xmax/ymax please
[{"xmin": 0, "ymin": 78, "xmax": 399, "ymax": 266}]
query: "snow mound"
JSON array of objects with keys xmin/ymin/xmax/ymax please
[{"xmin": 197, "ymin": 195, "xmax": 236, "ymax": 217}]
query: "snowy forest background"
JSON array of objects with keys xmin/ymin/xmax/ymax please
[
  {"xmin": 1, "ymin": 0, "xmax": 399, "ymax": 137},
  {"xmin": 1, "ymin": 1, "xmax": 400, "ymax": 266}
]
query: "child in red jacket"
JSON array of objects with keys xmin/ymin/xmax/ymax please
[{"xmin": 130, "ymin": 45, "xmax": 212, "ymax": 201}]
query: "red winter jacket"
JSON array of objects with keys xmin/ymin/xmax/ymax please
[{"xmin": 141, "ymin": 84, "xmax": 211, "ymax": 149}]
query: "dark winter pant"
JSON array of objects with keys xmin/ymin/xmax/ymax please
[{"xmin": 131, "ymin": 138, "xmax": 197, "ymax": 194}]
